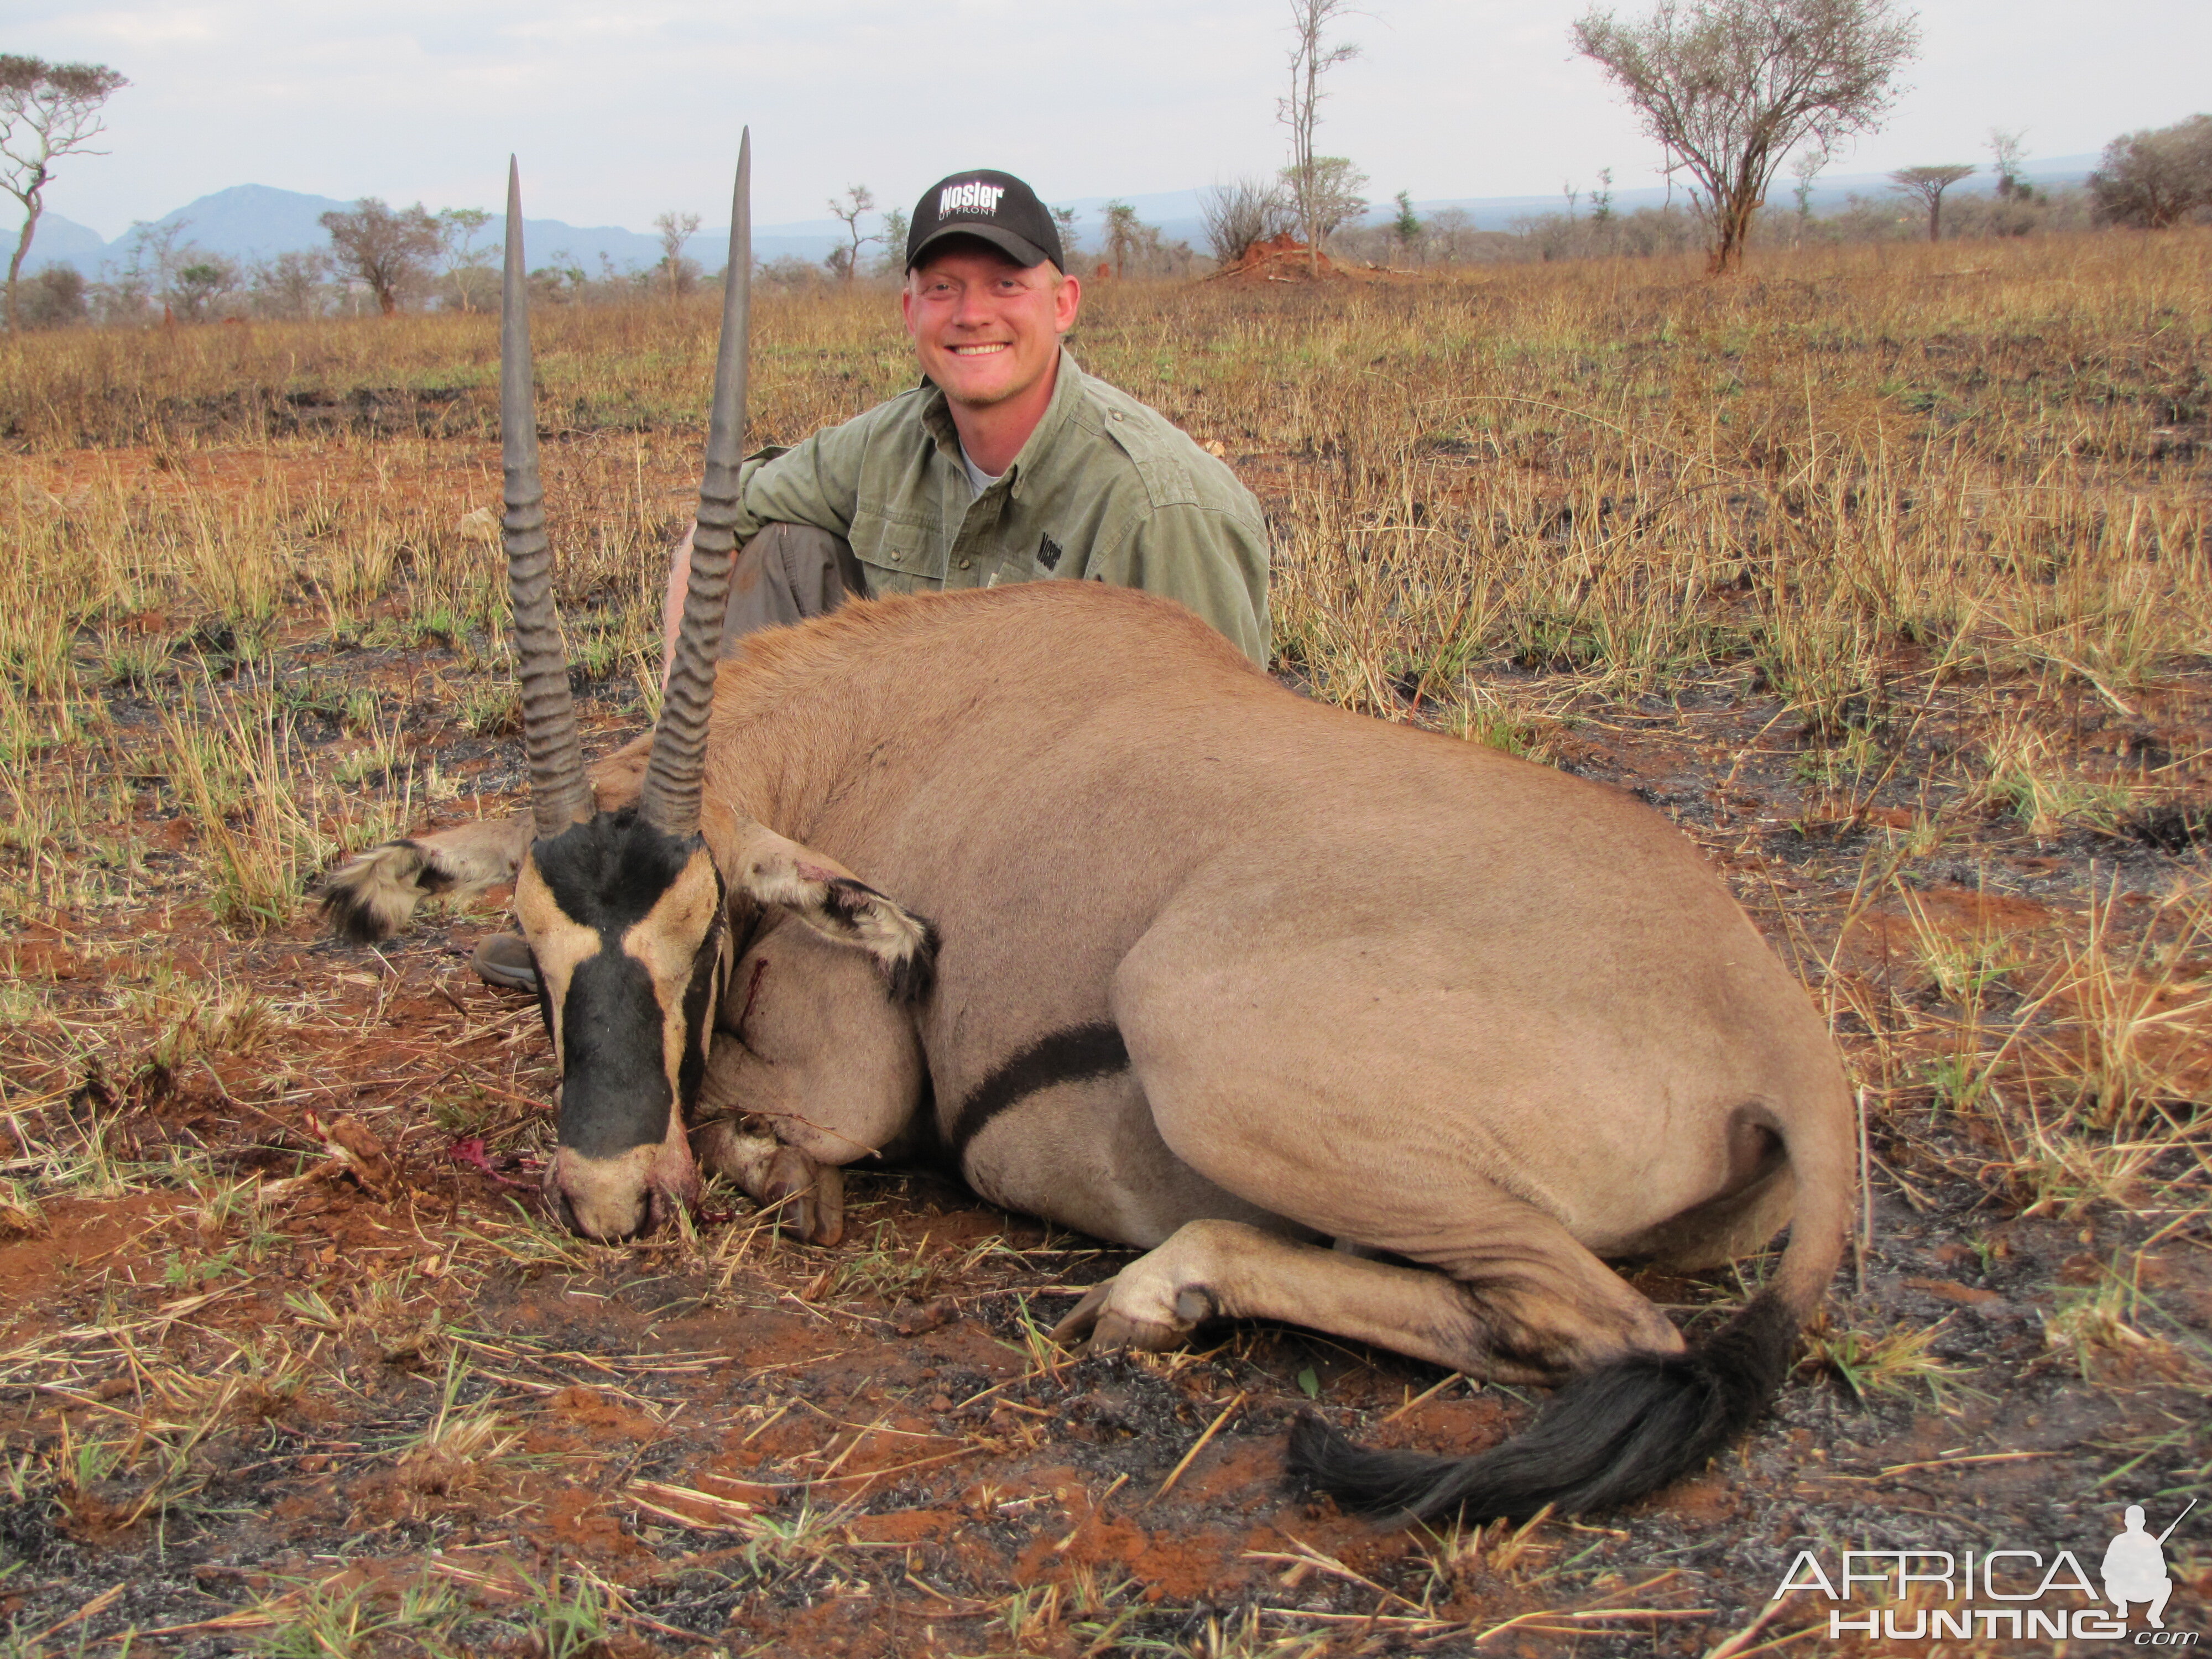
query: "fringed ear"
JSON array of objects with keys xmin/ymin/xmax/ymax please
[{"xmin": 730, "ymin": 826, "xmax": 937, "ymax": 1004}]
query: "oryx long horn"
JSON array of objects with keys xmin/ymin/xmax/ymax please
[
  {"xmin": 637, "ymin": 128, "xmax": 750, "ymax": 837},
  {"xmin": 501, "ymin": 156, "xmax": 592, "ymax": 838}
]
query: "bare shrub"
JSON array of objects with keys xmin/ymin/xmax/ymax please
[
  {"xmin": 653, "ymin": 210, "xmax": 702, "ymax": 298},
  {"xmin": 248, "ymin": 250, "xmax": 332, "ymax": 321},
  {"xmin": 1199, "ymin": 179, "xmax": 1296, "ymax": 265},
  {"xmin": 17, "ymin": 262, "xmax": 84, "ymax": 328}
]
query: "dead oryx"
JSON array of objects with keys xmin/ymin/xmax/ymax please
[{"xmin": 322, "ymin": 139, "xmax": 1856, "ymax": 1525}]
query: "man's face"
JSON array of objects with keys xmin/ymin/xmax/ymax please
[{"xmin": 901, "ymin": 243, "xmax": 1081, "ymax": 411}]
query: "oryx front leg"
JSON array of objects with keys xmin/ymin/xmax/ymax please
[
  {"xmin": 691, "ymin": 1119, "xmax": 846, "ymax": 1246},
  {"xmin": 687, "ymin": 919, "xmax": 926, "ymax": 1249},
  {"xmin": 1055, "ymin": 1220, "xmax": 1508, "ymax": 1369},
  {"xmin": 1053, "ymin": 1215, "xmax": 1683, "ymax": 1386}
]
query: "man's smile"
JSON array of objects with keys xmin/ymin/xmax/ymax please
[{"xmin": 950, "ymin": 342, "xmax": 1009, "ymax": 356}]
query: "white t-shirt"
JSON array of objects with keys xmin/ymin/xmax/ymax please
[{"xmin": 959, "ymin": 444, "xmax": 1001, "ymax": 496}]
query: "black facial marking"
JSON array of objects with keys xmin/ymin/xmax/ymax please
[
  {"xmin": 675, "ymin": 912, "xmax": 727, "ymax": 1115},
  {"xmin": 557, "ymin": 949, "xmax": 675, "ymax": 1157},
  {"xmin": 532, "ymin": 807, "xmax": 703, "ymax": 935},
  {"xmin": 948, "ymin": 1022, "xmax": 1129, "ymax": 1156},
  {"xmin": 531, "ymin": 951, "xmax": 555, "ymax": 1042}
]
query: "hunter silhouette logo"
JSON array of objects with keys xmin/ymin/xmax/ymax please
[
  {"xmin": 939, "ymin": 181, "xmax": 1005, "ymax": 217},
  {"xmin": 2106, "ymin": 1501, "xmax": 2195, "ymax": 1631},
  {"xmin": 1771, "ymin": 1500, "xmax": 2199, "ymax": 1644}
]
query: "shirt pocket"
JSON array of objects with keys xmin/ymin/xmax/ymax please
[{"xmin": 851, "ymin": 518, "xmax": 938, "ymax": 597}]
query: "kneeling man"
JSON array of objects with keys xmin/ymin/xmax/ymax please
[{"xmin": 662, "ymin": 167, "xmax": 1270, "ymax": 668}]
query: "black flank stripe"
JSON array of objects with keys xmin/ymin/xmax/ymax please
[{"xmin": 949, "ymin": 1024, "xmax": 1129, "ymax": 1156}]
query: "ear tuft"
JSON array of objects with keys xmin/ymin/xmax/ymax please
[{"xmin": 880, "ymin": 915, "xmax": 939, "ymax": 1006}]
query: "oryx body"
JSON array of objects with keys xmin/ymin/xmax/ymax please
[{"xmin": 322, "ymin": 144, "xmax": 1854, "ymax": 1525}]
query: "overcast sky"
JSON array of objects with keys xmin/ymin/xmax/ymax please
[{"xmin": 20, "ymin": 0, "xmax": 2212, "ymax": 238}]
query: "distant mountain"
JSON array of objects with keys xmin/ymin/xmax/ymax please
[
  {"xmin": 1375, "ymin": 153, "xmax": 2101, "ymax": 233},
  {"xmin": 19, "ymin": 183, "xmax": 851, "ymax": 279},
  {"xmin": 18, "ymin": 210, "xmax": 108, "ymax": 269},
  {"xmin": 982, "ymin": 158, "xmax": 2105, "ymax": 254},
  {"xmin": 15, "ymin": 156, "xmax": 2104, "ymax": 280}
]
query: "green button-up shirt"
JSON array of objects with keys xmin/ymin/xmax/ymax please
[{"xmin": 729, "ymin": 349, "xmax": 1271, "ymax": 666}]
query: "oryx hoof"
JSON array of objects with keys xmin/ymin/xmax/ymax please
[
  {"xmin": 1052, "ymin": 1272, "xmax": 1217, "ymax": 1354},
  {"xmin": 762, "ymin": 1146, "xmax": 844, "ymax": 1248}
]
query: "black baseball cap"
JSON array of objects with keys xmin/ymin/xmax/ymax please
[{"xmin": 906, "ymin": 170, "xmax": 1065, "ymax": 273}]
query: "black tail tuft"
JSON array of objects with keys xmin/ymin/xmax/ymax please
[
  {"xmin": 1286, "ymin": 1292, "xmax": 1794, "ymax": 1525},
  {"xmin": 319, "ymin": 839, "xmax": 441, "ymax": 944}
]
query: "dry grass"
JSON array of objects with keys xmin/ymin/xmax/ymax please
[
  {"xmin": 0, "ymin": 228, "xmax": 2206, "ymax": 1653},
  {"xmin": 11, "ymin": 231, "xmax": 2200, "ymax": 1201}
]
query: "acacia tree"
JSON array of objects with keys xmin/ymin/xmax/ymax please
[
  {"xmin": 1987, "ymin": 127, "xmax": 2027, "ymax": 197},
  {"xmin": 1277, "ymin": 0, "xmax": 1361, "ymax": 276},
  {"xmin": 1102, "ymin": 200, "xmax": 1140, "ymax": 278},
  {"xmin": 1391, "ymin": 190, "xmax": 1422, "ymax": 260},
  {"xmin": 1572, "ymin": 0, "xmax": 1919, "ymax": 274},
  {"xmin": 1790, "ymin": 144, "xmax": 1827, "ymax": 217},
  {"xmin": 171, "ymin": 254, "xmax": 238, "ymax": 322},
  {"xmin": 439, "ymin": 206, "xmax": 494, "ymax": 312},
  {"xmin": 1280, "ymin": 156, "xmax": 1368, "ymax": 250},
  {"xmin": 2088, "ymin": 115, "xmax": 2212, "ymax": 229},
  {"xmin": 1889, "ymin": 163, "xmax": 1972, "ymax": 241},
  {"xmin": 1, "ymin": 55, "xmax": 129, "ymax": 332},
  {"xmin": 873, "ymin": 208, "xmax": 911, "ymax": 278},
  {"xmin": 652, "ymin": 209, "xmax": 700, "ymax": 296},
  {"xmin": 319, "ymin": 198, "xmax": 443, "ymax": 315}
]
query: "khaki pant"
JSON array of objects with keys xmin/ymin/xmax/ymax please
[{"xmin": 715, "ymin": 523, "xmax": 868, "ymax": 656}]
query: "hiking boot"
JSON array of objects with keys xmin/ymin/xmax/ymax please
[{"xmin": 471, "ymin": 931, "xmax": 538, "ymax": 993}]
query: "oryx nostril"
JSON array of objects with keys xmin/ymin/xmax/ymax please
[{"xmin": 547, "ymin": 1184, "xmax": 584, "ymax": 1237}]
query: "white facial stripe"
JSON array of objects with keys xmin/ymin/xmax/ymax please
[
  {"xmin": 619, "ymin": 848, "xmax": 724, "ymax": 1102},
  {"xmin": 516, "ymin": 856, "xmax": 602, "ymax": 1056}
]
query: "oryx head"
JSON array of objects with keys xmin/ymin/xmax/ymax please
[{"xmin": 499, "ymin": 139, "xmax": 933, "ymax": 1241}]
